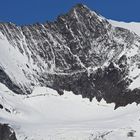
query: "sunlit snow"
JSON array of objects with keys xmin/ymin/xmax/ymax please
[{"xmin": 0, "ymin": 83, "xmax": 140, "ymax": 140}]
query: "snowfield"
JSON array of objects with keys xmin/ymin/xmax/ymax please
[
  {"xmin": 0, "ymin": 83, "xmax": 140, "ymax": 140},
  {"xmin": 109, "ymin": 20, "xmax": 140, "ymax": 36}
]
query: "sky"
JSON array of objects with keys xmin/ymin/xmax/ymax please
[{"xmin": 0, "ymin": 0, "xmax": 140, "ymax": 25}]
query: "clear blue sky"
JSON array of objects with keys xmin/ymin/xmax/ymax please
[{"xmin": 0, "ymin": 0, "xmax": 140, "ymax": 25}]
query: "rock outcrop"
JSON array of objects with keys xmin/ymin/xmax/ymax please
[{"xmin": 0, "ymin": 124, "xmax": 17, "ymax": 140}]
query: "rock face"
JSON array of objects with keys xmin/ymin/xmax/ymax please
[
  {"xmin": 0, "ymin": 124, "xmax": 17, "ymax": 140},
  {"xmin": 1, "ymin": 4, "xmax": 140, "ymax": 108}
]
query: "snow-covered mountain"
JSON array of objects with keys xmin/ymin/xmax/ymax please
[
  {"xmin": 1, "ymin": 4, "xmax": 140, "ymax": 108},
  {"xmin": 1, "ymin": 3, "xmax": 140, "ymax": 140}
]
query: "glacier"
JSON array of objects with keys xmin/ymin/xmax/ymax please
[{"xmin": 0, "ymin": 83, "xmax": 140, "ymax": 140}]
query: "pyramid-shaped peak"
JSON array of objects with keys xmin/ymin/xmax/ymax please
[
  {"xmin": 66, "ymin": 3, "xmax": 105, "ymax": 23},
  {"xmin": 71, "ymin": 4, "xmax": 102, "ymax": 18},
  {"xmin": 73, "ymin": 3, "xmax": 90, "ymax": 11}
]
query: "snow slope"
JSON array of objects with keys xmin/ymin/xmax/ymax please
[
  {"xmin": 0, "ymin": 83, "xmax": 140, "ymax": 140},
  {"xmin": 109, "ymin": 19, "xmax": 140, "ymax": 90},
  {"xmin": 0, "ymin": 28, "xmax": 40, "ymax": 94},
  {"xmin": 109, "ymin": 20, "xmax": 140, "ymax": 36},
  {"xmin": 0, "ymin": 31, "xmax": 31, "ymax": 87}
]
